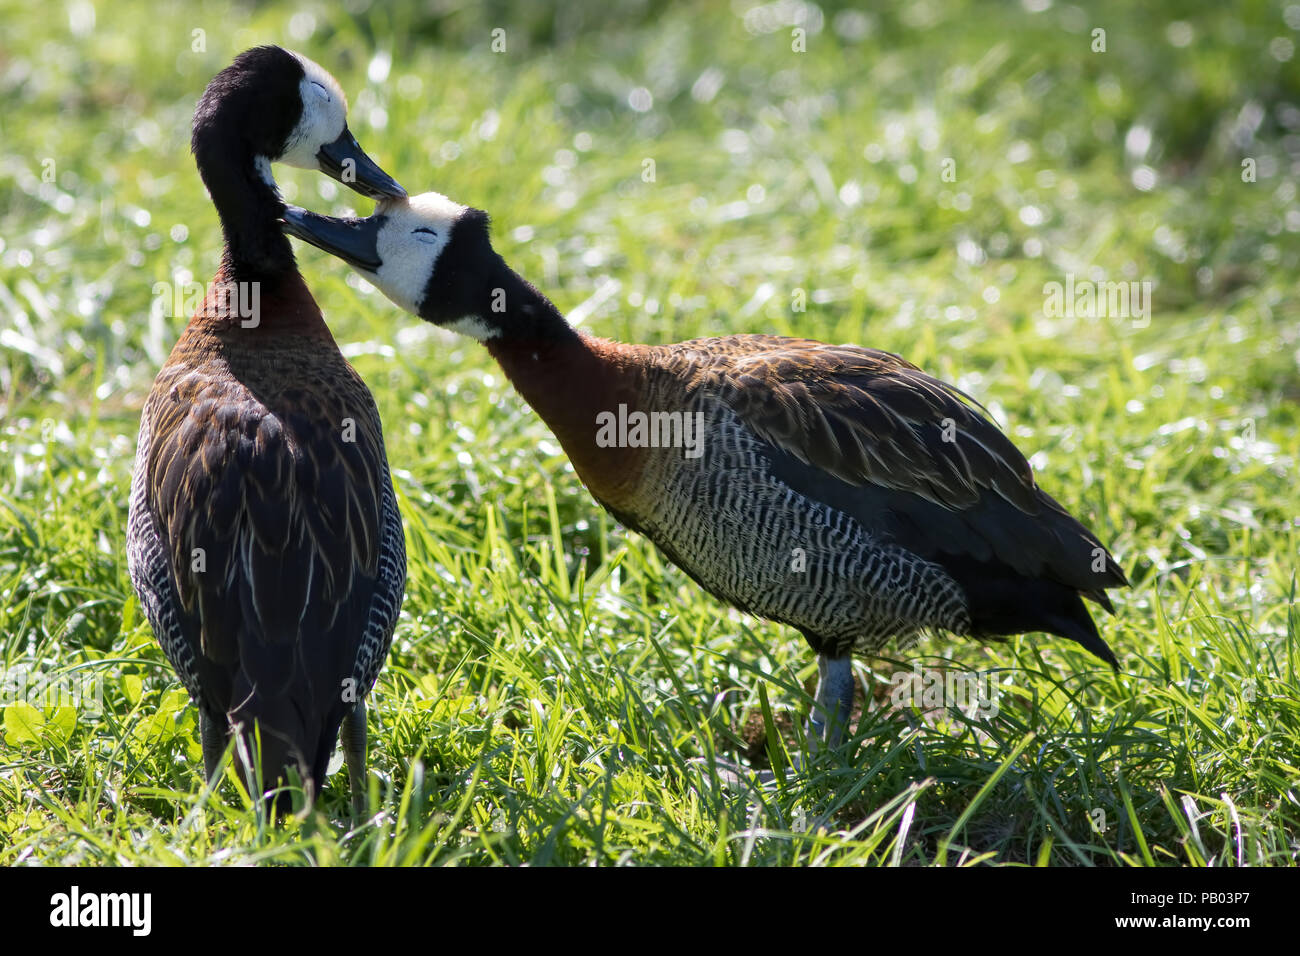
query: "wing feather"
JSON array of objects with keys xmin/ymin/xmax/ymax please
[
  {"xmin": 650, "ymin": 335, "xmax": 1126, "ymax": 594},
  {"xmin": 131, "ymin": 345, "xmax": 403, "ymax": 710}
]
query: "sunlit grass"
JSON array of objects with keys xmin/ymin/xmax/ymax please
[{"xmin": 0, "ymin": 0, "xmax": 1297, "ymax": 865}]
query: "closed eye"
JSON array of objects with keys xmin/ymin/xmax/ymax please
[
  {"xmin": 413, "ymin": 227, "xmax": 439, "ymax": 243},
  {"xmin": 311, "ymin": 80, "xmax": 330, "ymax": 101}
]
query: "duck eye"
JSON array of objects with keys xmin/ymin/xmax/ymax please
[
  {"xmin": 412, "ymin": 227, "xmax": 439, "ymax": 243},
  {"xmin": 311, "ymin": 81, "xmax": 330, "ymax": 102}
]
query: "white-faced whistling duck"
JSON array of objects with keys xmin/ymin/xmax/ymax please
[
  {"xmin": 126, "ymin": 47, "xmax": 408, "ymax": 813},
  {"xmin": 282, "ymin": 191, "xmax": 1127, "ymax": 761}
]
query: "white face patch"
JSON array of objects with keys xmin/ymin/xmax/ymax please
[
  {"xmin": 253, "ymin": 154, "xmax": 277, "ymax": 189},
  {"xmin": 444, "ymin": 316, "xmax": 501, "ymax": 341},
  {"xmin": 369, "ymin": 192, "xmax": 469, "ymax": 316},
  {"xmin": 278, "ymin": 51, "xmax": 348, "ymax": 169}
]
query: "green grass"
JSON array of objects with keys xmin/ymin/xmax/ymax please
[{"xmin": 1, "ymin": 0, "xmax": 1298, "ymax": 865}]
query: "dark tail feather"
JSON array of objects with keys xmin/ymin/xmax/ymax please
[
  {"xmin": 942, "ymin": 554, "xmax": 1121, "ymax": 670},
  {"xmin": 228, "ymin": 669, "xmax": 322, "ymax": 811},
  {"xmin": 1045, "ymin": 603, "xmax": 1119, "ymax": 671},
  {"xmin": 1083, "ymin": 589, "xmax": 1116, "ymax": 614}
]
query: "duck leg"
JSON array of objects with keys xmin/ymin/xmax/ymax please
[
  {"xmin": 200, "ymin": 709, "xmax": 226, "ymax": 782},
  {"xmin": 340, "ymin": 700, "xmax": 368, "ymax": 817},
  {"xmin": 690, "ymin": 653, "xmax": 855, "ymax": 794},
  {"xmin": 807, "ymin": 654, "xmax": 855, "ymax": 752}
]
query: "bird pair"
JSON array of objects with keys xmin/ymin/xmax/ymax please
[{"xmin": 129, "ymin": 47, "xmax": 1127, "ymax": 815}]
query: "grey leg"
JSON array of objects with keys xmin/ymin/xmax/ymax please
[
  {"xmin": 807, "ymin": 654, "xmax": 855, "ymax": 752},
  {"xmin": 688, "ymin": 654, "xmax": 856, "ymax": 796},
  {"xmin": 340, "ymin": 700, "xmax": 368, "ymax": 817},
  {"xmin": 200, "ymin": 710, "xmax": 226, "ymax": 783}
]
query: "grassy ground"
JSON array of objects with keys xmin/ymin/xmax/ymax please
[{"xmin": 1, "ymin": 0, "xmax": 1297, "ymax": 865}]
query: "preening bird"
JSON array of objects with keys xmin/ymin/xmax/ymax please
[
  {"xmin": 282, "ymin": 191, "xmax": 1126, "ymax": 758},
  {"xmin": 126, "ymin": 47, "xmax": 407, "ymax": 812}
]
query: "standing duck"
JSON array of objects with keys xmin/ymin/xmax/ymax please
[
  {"xmin": 282, "ymin": 192, "xmax": 1126, "ymax": 758},
  {"xmin": 126, "ymin": 47, "xmax": 407, "ymax": 813}
]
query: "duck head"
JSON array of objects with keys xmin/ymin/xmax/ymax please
[
  {"xmin": 282, "ymin": 192, "xmax": 566, "ymax": 342},
  {"xmin": 192, "ymin": 45, "xmax": 405, "ymax": 202}
]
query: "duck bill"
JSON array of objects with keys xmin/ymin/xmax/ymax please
[
  {"xmin": 315, "ymin": 125, "xmax": 406, "ymax": 200},
  {"xmin": 281, "ymin": 206, "xmax": 384, "ymax": 272}
]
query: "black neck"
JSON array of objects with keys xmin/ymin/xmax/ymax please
[
  {"xmin": 423, "ymin": 208, "xmax": 578, "ymax": 345},
  {"xmin": 193, "ymin": 131, "xmax": 296, "ymax": 283},
  {"xmin": 481, "ymin": 255, "xmax": 579, "ymax": 345}
]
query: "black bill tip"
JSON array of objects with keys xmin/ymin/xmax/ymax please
[
  {"xmin": 315, "ymin": 125, "xmax": 406, "ymax": 200},
  {"xmin": 281, "ymin": 205, "xmax": 385, "ymax": 272}
]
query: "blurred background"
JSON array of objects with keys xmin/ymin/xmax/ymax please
[
  {"xmin": 4, "ymin": 0, "xmax": 1296, "ymax": 634},
  {"xmin": 0, "ymin": 0, "xmax": 1297, "ymax": 862}
]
